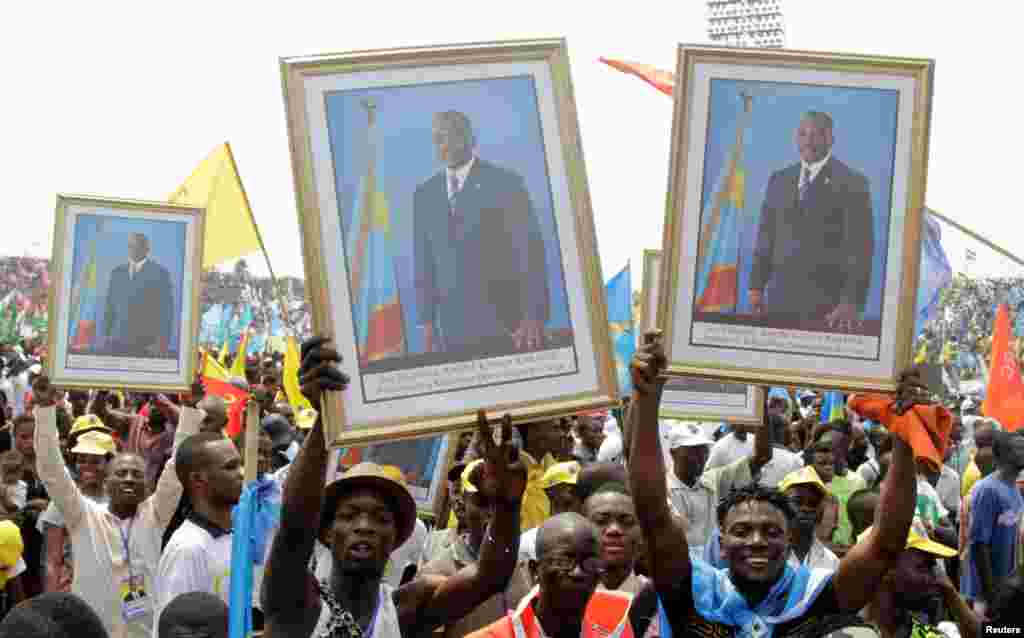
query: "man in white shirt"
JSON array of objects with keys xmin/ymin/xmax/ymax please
[
  {"xmin": 32, "ymin": 376, "xmax": 201, "ymax": 638},
  {"xmin": 706, "ymin": 421, "xmax": 804, "ymax": 487},
  {"xmin": 155, "ymin": 431, "xmax": 244, "ymax": 633}
]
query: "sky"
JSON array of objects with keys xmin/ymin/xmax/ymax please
[{"xmin": 5, "ymin": 1, "xmax": 1022, "ymax": 284}]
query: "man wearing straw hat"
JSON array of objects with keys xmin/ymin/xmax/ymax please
[{"xmin": 263, "ymin": 337, "xmax": 527, "ymax": 638}]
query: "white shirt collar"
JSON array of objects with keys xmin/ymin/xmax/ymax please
[
  {"xmin": 801, "ymin": 150, "xmax": 831, "ymax": 184},
  {"xmin": 446, "ymin": 156, "xmax": 476, "ymax": 192},
  {"xmin": 130, "ymin": 257, "xmax": 148, "ymax": 271}
]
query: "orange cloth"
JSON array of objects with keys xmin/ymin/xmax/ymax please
[
  {"xmin": 848, "ymin": 394, "xmax": 951, "ymax": 473},
  {"xmin": 983, "ymin": 304, "xmax": 1024, "ymax": 431},
  {"xmin": 465, "ymin": 586, "xmax": 633, "ymax": 638}
]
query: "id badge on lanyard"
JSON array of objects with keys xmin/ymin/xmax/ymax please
[{"xmin": 118, "ymin": 517, "xmax": 152, "ymax": 622}]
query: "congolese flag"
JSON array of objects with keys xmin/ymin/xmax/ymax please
[
  {"xmin": 695, "ymin": 93, "xmax": 753, "ymax": 313},
  {"xmin": 606, "ymin": 264, "xmax": 635, "ymax": 396},
  {"xmin": 819, "ymin": 391, "xmax": 846, "ymax": 424},
  {"xmin": 69, "ymin": 220, "xmax": 104, "ymax": 350},
  {"xmin": 347, "ymin": 100, "xmax": 405, "ymax": 366}
]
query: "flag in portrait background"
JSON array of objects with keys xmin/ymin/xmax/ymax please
[
  {"xmin": 346, "ymin": 100, "xmax": 406, "ymax": 366},
  {"xmin": 914, "ymin": 211, "xmax": 953, "ymax": 338},
  {"xmin": 606, "ymin": 264, "xmax": 635, "ymax": 396},
  {"xmin": 69, "ymin": 219, "xmax": 104, "ymax": 351}
]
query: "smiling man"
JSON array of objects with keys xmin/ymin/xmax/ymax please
[
  {"xmin": 749, "ymin": 111, "xmax": 874, "ymax": 324},
  {"xmin": 31, "ymin": 376, "xmax": 201, "ymax": 638},
  {"xmin": 625, "ymin": 332, "xmax": 930, "ymax": 638}
]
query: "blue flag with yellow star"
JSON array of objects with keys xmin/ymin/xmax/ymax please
[{"xmin": 606, "ymin": 264, "xmax": 635, "ymax": 396}]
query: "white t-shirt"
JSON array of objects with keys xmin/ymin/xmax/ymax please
[
  {"xmin": 518, "ymin": 527, "xmax": 539, "ymax": 562},
  {"xmin": 705, "ymin": 433, "xmax": 752, "ymax": 471},
  {"xmin": 154, "ymin": 518, "xmax": 233, "ymax": 637}
]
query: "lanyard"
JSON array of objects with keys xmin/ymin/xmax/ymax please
[{"xmin": 118, "ymin": 515, "xmax": 138, "ymax": 593}]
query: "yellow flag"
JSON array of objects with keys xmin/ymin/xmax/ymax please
[
  {"xmin": 231, "ymin": 329, "xmax": 250, "ymax": 379},
  {"xmin": 218, "ymin": 337, "xmax": 229, "ymax": 367},
  {"xmin": 283, "ymin": 336, "xmax": 313, "ymax": 411},
  {"xmin": 203, "ymin": 353, "xmax": 230, "ymax": 382},
  {"xmin": 169, "ymin": 143, "xmax": 262, "ymax": 268}
]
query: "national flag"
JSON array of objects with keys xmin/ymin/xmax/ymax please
[
  {"xmin": 983, "ymin": 304, "xmax": 1024, "ymax": 431},
  {"xmin": 283, "ymin": 336, "xmax": 312, "ymax": 412},
  {"xmin": 347, "ymin": 101, "xmax": 405, "ymax": 366},
  {"xmin": 218, "ymin": 337, "xmax": 230, "ymax": 367},
  {"xmin": 606, "ymin": 264, "xmax": 635, "ymax": 396},
  {"xmin": 203, "ymin": 375, "xmax": 249, "ymax": 438},
  {"xmin": 913, "ymin": 211, "xmax": 953, "ymax": 338},
  {"xmin": 169, "ymin": 143, "xmax": 263, "ymax": 269},
  {"xmin": 820, "ymin": 391, "xmax": 846, "ymax": 424},
  {"xmin": 229, "ymin": 478, "xmax": 281, "ymax": 638},
  {"xmin": 203, "ymin": 351, "xmax": 230, "ymax": 382},
  {"xmin": 231, "ymin": 327, "xmax": 251, "ymax": 379},
  {"xmin": 599, "ymin": 58, "xmax": 675, "ymax": 96},
  {"xmin": 69, "ymin": 221, "xmax": 103, "ymax": 350},
  {"xmin": 694, "ymin": 93, "xmax": 753, "ymax": 313}
]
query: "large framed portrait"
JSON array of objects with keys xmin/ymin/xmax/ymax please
[
  {"xmin": 282, "ymin": 39, "xmax": 618, "ymax": 445},
  {"xmin": 641, "ymin": 248, "xmax": 762, "ymax": 423},
  {"xmin": 48, "ymin": 195, "xmax": 204, "ymax": 391},
  {"xmin": 661, "ymin": 45, "xmax": 934, "ymax": 392}
]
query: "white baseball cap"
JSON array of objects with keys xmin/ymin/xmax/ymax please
[{"xmin": 667, "ymin": 422, "xmax": 714, "ymax": 450}]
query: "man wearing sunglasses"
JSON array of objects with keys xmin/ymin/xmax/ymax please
[{"xmin": 467, "ymin": 512, "xmax": 632, "ymax": 638}]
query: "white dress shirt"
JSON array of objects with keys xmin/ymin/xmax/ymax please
[
  {"xmin": 129, "ymin": 258, "xmax": 148, "ymax": 279},
  {"xmin": 800, "ymin": 151, "xmax": 832, "ymax": 189},
  {"xmin": 445, "ymin": 157, "xmax": 476, "ymax": 200}
]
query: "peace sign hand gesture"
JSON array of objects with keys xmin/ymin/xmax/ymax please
[{"xmin": 469, "ymin": 410, "xmax": 527, "ymax": 507}]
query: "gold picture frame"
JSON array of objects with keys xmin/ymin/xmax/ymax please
[
  {"xmin": 642, "ymin": 248, "xmax": 763, "ymax": 424},
  {"xmin": 660, "ymin": 45, "xmax": 934, "ymax": 393},
  {"xmin": 281, "ymin": 39, "xmax": 618, "ymax": 446},
  {"xmin": 48, "ymin": 194, "xmax": 205, "ymax": 392}
]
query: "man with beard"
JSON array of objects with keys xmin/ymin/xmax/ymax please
[
  {"xmin": 859, "ymin": 528, "xmax": 976, "ymax": 638},
  {"xmin": 31, "ymin": 376, "xmax": 201, "ymax": 638},
  {"xmin": 962, "ymin": 430, "xmax": 1024, "ymax": 616},
  {"xmin": 155, "ymin": 431, "xmax": 245, "ymax": 629},
  {"xmin": 625, "ymin": 331, "xmax": 927, "ymax": 638},
  {"xmin": 420, "ymin": 459, "xmax": 532, "ymax": 638},
  {"xmin": 778, "ymin": 466, "xmax": 839, "ymax": 571},
  {"xmin": 469, "ymin": 513, "xmax": 632, "ymax": 638},
  {"xmin": 263, "ymin": 337, "xmax": 528, "ymax": 638}
]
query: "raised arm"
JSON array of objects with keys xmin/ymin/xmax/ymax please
[
  {"xmin": 406, "ymin": 412, "xmax": 526, "ymax": 630},
  {"xmin": 31, "ymin": 378, "xmax": 84, "ymax": 530},
  {"xmin": 263, "ymin": 337, "xmax": 348, "ymax": 632},
  {"xmin": 832, "ymin": 370, "xmax": 928, "ymax": 611},
  {"xmin": 150, "ymin": 389, "xmax": 203, "ymax": 528},
  {"xmin": 627, "ymin": 332, "xmax": 693, "ymax": 593}
]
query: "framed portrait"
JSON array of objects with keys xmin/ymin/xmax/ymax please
[
  {"xmin": 327, "ymin": 433, "xmax": 451, "ymax": 515},
  {"xmin": 282, "ymin": 39, "xmax": 618, "ymax": 445},
  {"xmin": 641, "ymin": 248, "xmax": 763, "ymax": 423},
  {"xmin": 48, "ymin": 195, "xmax": 204, "ymax": 391},
  {"xmin": 661, "ymin": 45, "xmax": 934, "ymax": 392}
]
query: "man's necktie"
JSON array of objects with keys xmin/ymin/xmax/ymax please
[
  {"xmin": 799, "ymin": 167, "xmax": 810, "ymax": 203},
  {"xmin": 448, "ymin": 172, "xmax": 460, "ymax": 211}
]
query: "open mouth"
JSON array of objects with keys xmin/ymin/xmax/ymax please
[
  {"xmin": 347, "ymin": 542, "xmax": 374, "ymax": 560},
  {"xmin": 744, "ymin": 556, "xmax": 771, "ymax": 569}
]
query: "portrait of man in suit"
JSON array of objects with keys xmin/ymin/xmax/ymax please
[
  {"xmin": 749, "ymin": 111, "xmax": 874, "ymax": 324},
  {"xmin": 413, "ymin": 110, "xmax": 550, "ymax": 360},
  {"xmin": 101, "ymin": 232, "xmax": 175, "ymax": 357}
]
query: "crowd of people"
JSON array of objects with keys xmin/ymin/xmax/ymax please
[{"xmin": 0, "ymin": 332, "xmax": 1016, "ymax": 638}]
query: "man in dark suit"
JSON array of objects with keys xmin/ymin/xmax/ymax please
[
  {"xmin": 414, "ymin": 110, "xmax": 550, "ymax": 358},
  {"xmin": 101, "ymin": 233, "xmax": 175, "ymax": 357},
  {"xmin": 749, "ymin": 111, "xmax": 874, "ymax": 323}
]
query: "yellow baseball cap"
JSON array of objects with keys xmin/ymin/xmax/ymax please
[
  {"xmin": 70, "ymin": 431, "xmax": 116, "ymax": 457},
  {"xmin": 539, "ymin": 460, "xmax": 581, "ymax": 490},
  {"xmin": 0, "ymin": 521, "xmax": 23, "ymax": 588},
  {"xmin": 856, "ymin": 526, "xmax": 957, "ymax": 558},
  {"xmin": 779, "ymin": 466, "xmax": 830, "ymax": 497},
  {"xmin": 380, "ymin": 465, "xmax": 406, "ymax": 485},
  {"xmin": 296, "ymin": 407, "xmax": 318, "ymax": 430},
  {"xmin": 70, "ymin": 414, "xmax": 112, "ymax": 436}
]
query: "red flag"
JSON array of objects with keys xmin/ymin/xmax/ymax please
[
  {"xmin": 599, "ymin": 58, "xmax": 675, "ymax": 97},
  {"xmin": 202, "ymin": 375, "xmax": 249, "ymax": 438},
  {"xmin": 982, "ymin": 304, "xmax": 1024, "ymax": 431}
]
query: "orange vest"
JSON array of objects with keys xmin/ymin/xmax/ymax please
[{"xmin": 465, "ymin": 586, "xmax": 634, "ymax": 638}]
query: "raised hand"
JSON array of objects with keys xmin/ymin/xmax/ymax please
[
  {"xmin": 32, "ymin": 376, "xmax": 60, "ymax": 408},
  {"xmin": 893, "ymin": 367, "xmax": 935, "ymax": 415},
  {"xmin": 630, "ymin": 330, "xmax": 667, "ymax": 396},
  {"xmin": 299, "ymin": 337, "xmax": 349, "ymax": 411},
  {"xmin": 470, "ymin": 411, "xmax": 527, "ymax": 506}
]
